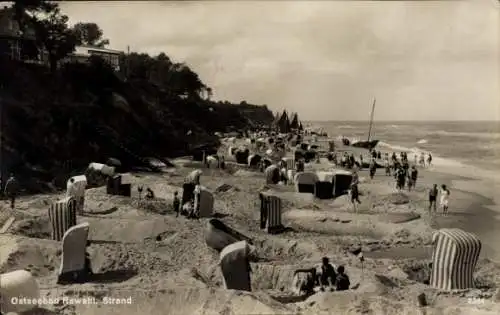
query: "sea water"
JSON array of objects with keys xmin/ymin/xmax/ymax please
[{"xmin": 315, "ymin": 120, "xmax": 500, "ymax": 182}]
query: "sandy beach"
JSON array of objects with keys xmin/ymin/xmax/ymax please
[{"xmin": 1, "ymin": 137, "xmax": 500, "ymax": 315}]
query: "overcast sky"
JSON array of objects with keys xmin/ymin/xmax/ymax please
[{"xmin": 58, "ymin": 1, "xmax": 499, "ymax": 121}]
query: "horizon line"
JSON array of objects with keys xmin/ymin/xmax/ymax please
[{"xmin": 303, "ymin": 120, "xmax": 500, "ymax": 123}]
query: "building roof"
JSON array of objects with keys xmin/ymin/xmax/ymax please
[{"xmin": 77, "ymin": 45, "xmax": 123, "ymax": 55}]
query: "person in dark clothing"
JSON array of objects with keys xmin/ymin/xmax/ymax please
[
  {"xmin": 350, "ymin": 183, "xmax": 361, "ymax": 211},
  {"xmin": 319, "ymin": 257, "xmax": 336, "ymax": 291},
  {"xmin": 377, "ymin": 151, "xmax": 382, "ymax": 159},
  {"xmin": 145, "ymin": 187, "xmax": 155, "ymax": 199},
  {"xmin": 173, "ymin": 191, "xmax": 180, "ymax": 217},
  {"xmin": 296, "ymin": 159, "xmax": 305, "ymax": 172},
  {"xmin": 428, "ymin": 184, "xmax": 438, "ymax": 212},
  {"xmin": 4, "ymin": 173, "xmax": 18, "ymax": 209},
  {"xmin": 396, "ymin": 167, "xmax": 406, "ymax": 190},
  {"xmin": 369, "ymin": 159, "xmax": 377, "ymax": 180},
  {"xmin": 335, "ymin": 265, "xmax": 350, "ymax": 291},
  {"xmin": 427, "ymin": 153, "xmax": 433, "ymax": 166},
  {"xmin": 410, "ymin": 166, "xmax": 418, "ymax": 188}
]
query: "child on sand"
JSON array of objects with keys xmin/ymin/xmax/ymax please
[
  {"xmin": 335, "ymin": 266, "xmax": 350, "ymax": 291},
  {"xmin": 319, "ymin": 257, "xmax": 336, "ymax": 291},
  {"xmin": 440, "ymin": 184, "xmax": 450, "ymax": 215},
  {"xmin": 173, "ymin": 191, "xmax": 180, "ymax": 217},
  {"xmin": 429, "ymin": 184, "xmax": 438, "ymax": 212}
]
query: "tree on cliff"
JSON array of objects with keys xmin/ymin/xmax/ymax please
[
  {"xmin": 72, "ymin": 22, "xmax": 110, "ymax": 47},
  {"xmin": 121, "ymin": 52, "xmax": 211, "ymax": 99},
  {"xmin": 11, "ymin": 1, "xmax": 76, "ymax": 72}
]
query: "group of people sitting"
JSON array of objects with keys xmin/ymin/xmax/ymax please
[{"xmin": 294, "ymin": 257, "xmax": 351, "ymax": 295}]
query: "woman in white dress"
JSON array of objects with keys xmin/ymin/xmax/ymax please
[{"xmin": 440, "ymin": 184, "xmax": 450, "ymax": 215}]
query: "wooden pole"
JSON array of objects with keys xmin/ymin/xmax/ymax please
[{"xmin": 367, "ymin": 98, "xmax": 376, "ymax": 142}]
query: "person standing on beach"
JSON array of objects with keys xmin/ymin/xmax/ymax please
[
  {"xmin": 173, "ymin": 191, "xmax": 180, "ymax": 217},
  {"xmin": 428, "ymin": 184, "xmax": 438, "ymax": 212},
  {"xmin": 440, "ymin": 184, "xmax": 450, "ymax": 215},
  {"xmin": 427, "ymin": 153, "xmax": 433, "ymax": 167},
  {"xmin": 419, "ymin": 152, "xmax": 425, "ymax": 167},
  {"xmin": 350, "ymin": 171, "xmax": 361, "ymax": 211},
  {"xmin": 409, "ymin": 166, "xmax": 418, "ymax": 189},
  {"xmin": 4, "ymin": 174, "xmax": 18, "ymax": 209},
  {"xmin": 384, "ymin": 155, "xmax": 391, "ymax": 176},
  {"xmin": 396, "ymin": 167, "xmax": 406, "ymax": 191},
  {"xmin": 369, "ymin": 159, "xmax": 377, "ymax": 180}
]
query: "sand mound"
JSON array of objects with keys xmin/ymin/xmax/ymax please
[
  {"xmin": 215, "ymin": 183, "xmax": 240, "ymax": 193},
  {"xmin": 87, "ymin": 218, "xmax": 173, "ymax": 243},
  {"xmin": 0, "ymin": 236, "xmax": 59, "ymax": 276},
  {"xmin": 132, "ymin": 198, "xmax": 171, "ymax": 214},
  {"xmin": 380, "ymin": 193, "xmax": 411, "ymax": 205},
  {"xmin": 10, "ymin": 217, "xmax": 52, "ymax": 239},
  {"xmin": 378, "ymin": 213, "xmax": 421, "ymax": 224},
  {"xmin": 234, "ymin": 169, "xmax": 260, "ymax": 177},
  {"xmin": 253, "ymin": 237, "xmax": 320, "ymax": 262}
]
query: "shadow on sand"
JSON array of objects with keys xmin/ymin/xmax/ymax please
[
  {"xmin": 212, "ymin": 212, "xmax": 229, "ymax": 219},
  {"xmin": 88, "ymin": 269, "xmax": 138, "ymax": 284}
]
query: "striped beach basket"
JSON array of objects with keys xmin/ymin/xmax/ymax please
[
  {"xmin": 48, "ymin": 197, "xmax": 77, "ymax": 241},
  {"xmin": 282, "ymin": 158, "xmax": 295, "ymax": 171},
  {"xmin": 259, "ymin": 193, "xmax": 284, "ymax": 234},
  {"xmin": 430, "ymin": 228, "xmax": 481, "ymax": 291}
]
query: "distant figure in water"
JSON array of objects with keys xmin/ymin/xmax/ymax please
[
  {"xmin": 4, "ymin": 173, "xmax": 18, "ymax": 209},
  {"xmin": 335, "ymin": 265, "xmax": 350, "ymax": 291},
  {"xmin": 414, "ymin": 154, "xmax": 418, "ymax": 165},
  {"xmin": 419, "ymin": 152, "xmax": 426, "ymax": 167},
  {"xmin": 428, "ymin": 184, "xmax": 438, "ymax": 212},
  {"xmin": 440, "ymin": 184, "xmax": 450, "ymax": 215},
  {"xmin": 427, "ymin": 153, "xmax": 433, "ymax": 167}
]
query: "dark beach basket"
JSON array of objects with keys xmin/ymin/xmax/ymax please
[
  {"xmin": 235, "ymin": 150, "xmax": 249, "ymax": 165},
  {"xmin": 333, "ymin": 174, "xmax": 353, "ymax": 197},
  {"xmin": 297, "ymin": 183, "xmax": 315, "ymax": 194},
  {"xmin": 106, "ymin": 175, "xmax": 121, "ymax": 195},
  {"xmin": 314, "ymin": 181, "xmax": 333, "ymax": 199},
  {"xmin": 182, "ymin": 183, "xmax": 196, "ymax": 205},
  {"xmin": 118, "ymin": 184, "xmax": 131, "ymax": 197}
]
